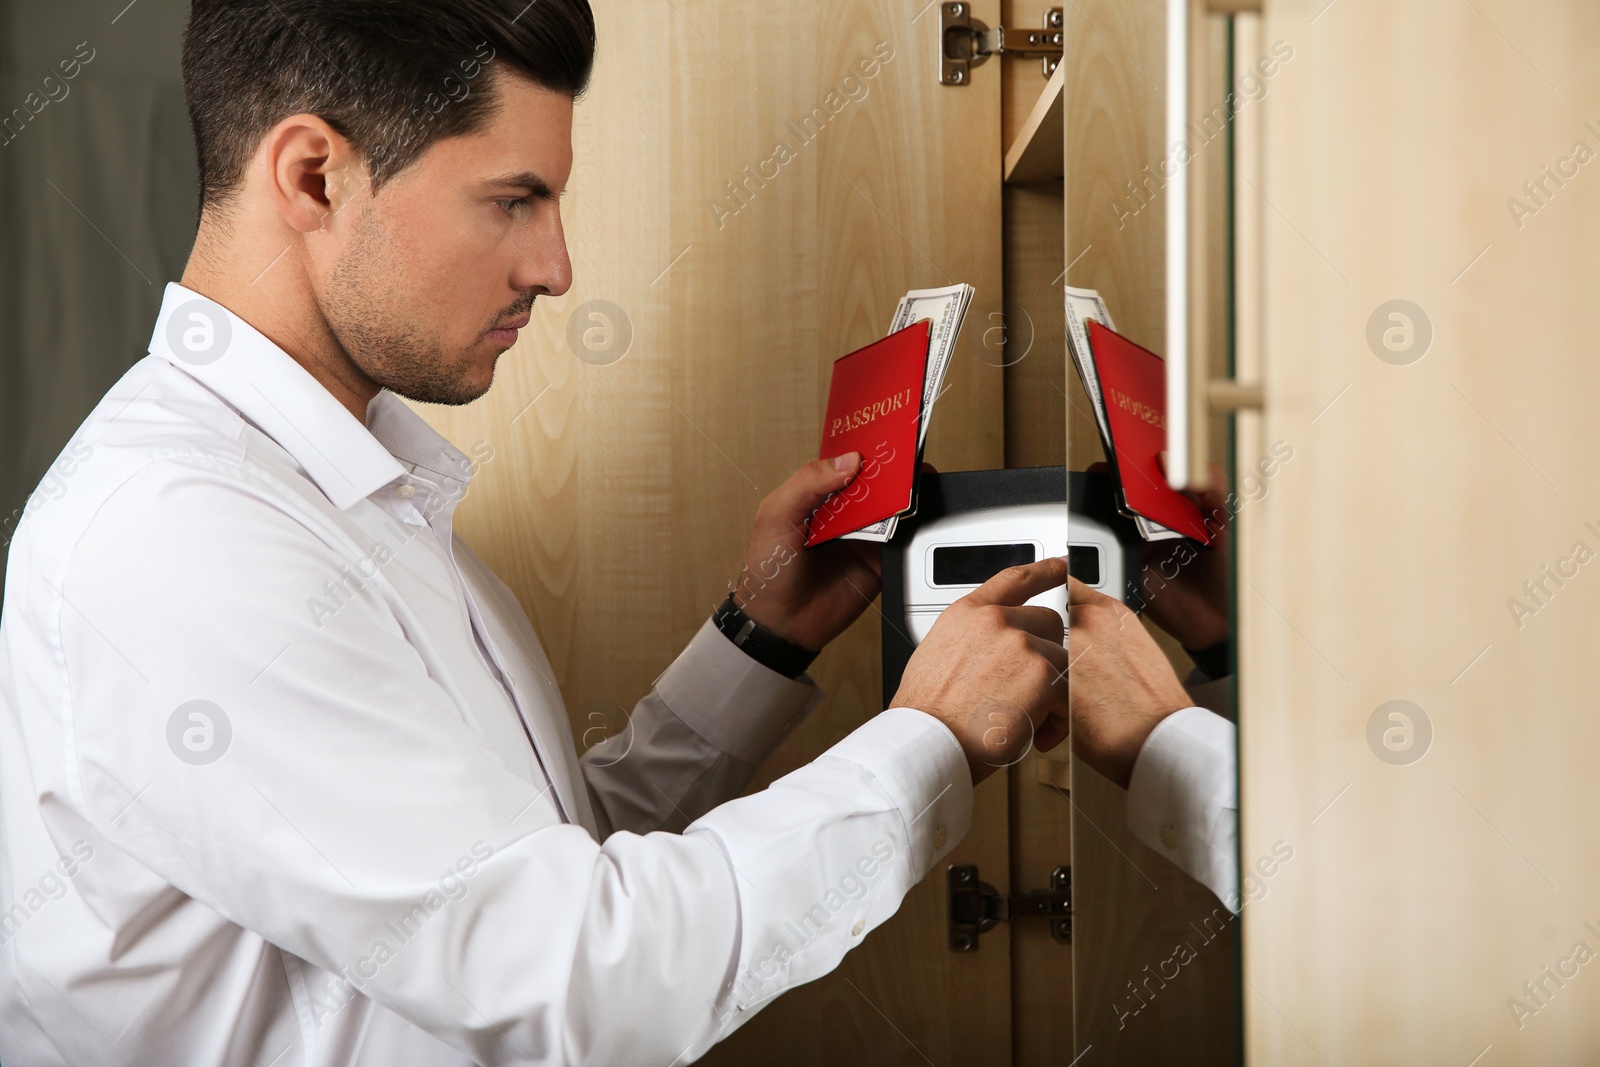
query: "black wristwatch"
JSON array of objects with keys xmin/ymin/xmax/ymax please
[
  {"xmin": 1184, "ymin": 638, "xmax": 1232, "ymax": 680},
  {"xmin": 712, "ymin": 591, "xmax": 819, "ymax": 679}
]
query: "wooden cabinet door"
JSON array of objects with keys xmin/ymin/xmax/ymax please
[
  {"xmin": 416, "ymin": 1, "xmax": 1012, "ymax": 1063},
  {"xmin": 1239, "ymin": 1, "xmax": 1600, "ymax": 1062}
]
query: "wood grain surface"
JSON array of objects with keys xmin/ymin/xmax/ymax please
[
  {"xmin": 1240, "ymin": 1, "xmax": 1600, "ymax": 1062},
  {"xmin": 414, "ymin": 2, "xmax": 1012, "ymax": 1063}
]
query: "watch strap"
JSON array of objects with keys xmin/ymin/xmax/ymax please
[
  {"xmin": 1183, "ymin": 638, "xmax": 1232, "ymax": 680},
  {"xmin": 712, "ymin": 591, "xmax": 819, "ymax": 679}
]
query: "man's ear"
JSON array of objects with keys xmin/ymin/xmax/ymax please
[{"xmin": 262, "ymin": 113, "xmax": 367, "ymax": 234}]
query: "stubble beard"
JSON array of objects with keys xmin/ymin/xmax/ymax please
[{"xmin": 322, "ymin": 209, "xmax": 504, "ymax": 408}]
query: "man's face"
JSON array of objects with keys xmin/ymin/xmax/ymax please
[{"xmin": 318, "ymin": 73, "xmax": 574, "ymax": 406}]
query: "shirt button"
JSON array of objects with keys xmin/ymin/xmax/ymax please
[
  {"xmin": 1160, "ymin": 824, "xmax": 1178, "ymax": 849},
  {"xmin": 851, "ymin": 919, "xmax": 865, "ymax": 937},
  {"xmin": 933, "ymin": 824, "xmax": 947, "ymax": 850},
  {"xmin": 396, "ymin": 484, "xmax": 418, "ymax": 498}
]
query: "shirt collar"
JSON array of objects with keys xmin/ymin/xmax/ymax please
[{"xmin": 148, "ymin": 281, "xmax": 475, "ymax": 510}]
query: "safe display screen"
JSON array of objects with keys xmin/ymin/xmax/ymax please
[
  {"xmin": 1068, "ymin": 546, "xmax": 1100, "ymax": 586},
  {"xmin": 932, "ymin": 543, "xmax": 1037, "ymax": 585}
]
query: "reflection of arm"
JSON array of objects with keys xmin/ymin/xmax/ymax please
[
  {"xmin": 1181, "ymin": 666, "xmax": 1233, "ymax": 725},
  {"xmin": 1125, "ymin": 707, "xmax": 1239, "ymax": 911},
  {"xmin": 581, "ymin": 618, "xmax": 824, "ymax": 838}
]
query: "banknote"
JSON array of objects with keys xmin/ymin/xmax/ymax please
[{"xmin": 840, "ymin": 283, "xmax": 975, "ymax": 542}]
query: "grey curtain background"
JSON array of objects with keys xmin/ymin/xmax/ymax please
[{"xmin": 0, "ymin": 0, "xmax": 197, "ymax": 611}]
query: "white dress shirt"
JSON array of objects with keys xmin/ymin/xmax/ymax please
[
  {"xmin": 0, "ymin": 283, "xmax": 972, "ymax": 1067},
  {"xmin": 1126, "ymin": 704, "xmax": 1238, "ymax": 910},
  {"xmin": 0, "ymin": 281, "xmax": 1235, "ymax": 1067}
]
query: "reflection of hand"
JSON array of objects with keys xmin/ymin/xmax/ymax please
[
  {"xmin": 891, "ymin": 557, "xmax": 1070, "ymax": 786},
  {"xmin": 1137, "ymin": 457, "xmax": 1230, "ymax": 651},
  {"xmin": 1067, "ymin": 577, "xmax": 1193, "ymax": 789}
]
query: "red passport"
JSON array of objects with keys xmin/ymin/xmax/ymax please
[
  {"xmin": 1086, "ymin": 320, "xmax": 1212, "ymax": 545},
  {"xmin": 804, "ymin": 320, "xmax": 930, "ymax": 547}
]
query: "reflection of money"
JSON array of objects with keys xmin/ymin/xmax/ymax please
[
  {"xmin": 1063, "ymin": 285, "xmax": 1181, "ymax": 543},
  {"xmin": 843, "ymin": 283, "xmax": 976, "ymax": 543},
  {"xmin": 1063, "ymin": 286, "xmax": 1115, "ymax": 449}
]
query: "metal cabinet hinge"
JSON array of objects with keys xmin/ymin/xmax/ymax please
[
  {"xmin": 940, "ymin": 5, "xmax": 1063, "ymax": 86},
  {"xmin": 947, "ymin": 864, "xmax": 1071, "ymax": 950}
]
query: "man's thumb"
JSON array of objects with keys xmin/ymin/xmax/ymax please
[
  {"xmin": 768, "ymin": 455, "xmax": 863, "ymax": 540},
  {"xmin": 789, "ymin": 452, "xmax": 861, "ymax": 509}
]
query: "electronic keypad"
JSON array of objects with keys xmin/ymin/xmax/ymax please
[{"xmin": 880, "ymin": 467, "xmax": 1140, "ymax": 707}]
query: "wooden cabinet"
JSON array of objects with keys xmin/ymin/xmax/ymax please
[
  {"xmin": 1099, "ymin": 0, "xmax": 1600, "ymax": 1062},
  {"xmin": 404, "ymin": 0, "xmax": 1600, "ymax": 1063},
  {"xmin": 1236, "ymin": 1, "xmax": 1600, "ymax": 1063},
  {"xmin": 415, "ymin": 0, "xmax": 1249, "ymax": 1062},
  {"xmin": 420, "ymin": 2, "xmax": 1028, "ymax": 1063}
]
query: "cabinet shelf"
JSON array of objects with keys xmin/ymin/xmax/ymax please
[{"xmin": 1003, "ymin": 62, "xmax": 1064, "ymax": 184}]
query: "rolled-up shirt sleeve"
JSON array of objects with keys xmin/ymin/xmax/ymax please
[
  {"xmin": 1125, "ymin": 706, "xmax": 1239, "ymax": 911},
  {"xmin": 58, "ymin": 457, "xmax": 970, "ymax": 1066}
]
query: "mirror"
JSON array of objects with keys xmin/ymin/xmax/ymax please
[{"xmin": 1062, "ymin": 2, "xmax": 1248, "ymax": 1061}]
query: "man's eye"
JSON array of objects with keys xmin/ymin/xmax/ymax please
[{"xmin": 496, "ymin": 197, "xmax": 529, "ymax": 216}]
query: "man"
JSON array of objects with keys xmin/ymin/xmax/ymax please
[{"xmin": 0, "ymin": 2, "xmax": 1223, "ymax": 1064}]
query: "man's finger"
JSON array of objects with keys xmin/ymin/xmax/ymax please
[
  {"xmin": 1067, "ymin": 575, "xmax": 1114, "ymax": 607},
  {"xmin": 783, "ymin": 454, "xmax": 862, "ymax": 523},
  {"xmin": 1034, "ymin": 711, "xmax": 1070, "ymax": 754},
  {"xmin": 999, "ymin": 604, "xmax": 1065, "ymax": 645},
  {"xmin": 1028, "ymin": 631, "xmax": 1072, "ymax": 681},
  {"xmin": 968, "ymin": 555, "xmax": 1069, "ymax": 608},
  {"xmin": 1160, "ymin": 454, "xmax": 1229, "ymax": 515}
]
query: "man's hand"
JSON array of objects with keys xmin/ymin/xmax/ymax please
[
  {"xmin": 1067, "ymin": 577, "xmax": 1194, "ymax": 789},
  {"xmin": 891, "ymin": 557, "xmax": 1070, "ymax": 786},
  {"xmin": 731, "ymin": 456, "xmax": 937, "ymax": 653},
  {"xmin": 1138, "ymin": 458, "xmax": 1230, "ymax": 651}
]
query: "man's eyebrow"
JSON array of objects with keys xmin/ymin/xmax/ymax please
[{"xmin": 484, "ymin": 171, "xmax": 560, "ymax": 200}]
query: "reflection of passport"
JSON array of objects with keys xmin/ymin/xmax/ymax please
[
  {"xmin": 1086, "ymin": 321, "xmax": 1212, "ymax": 545},
  {"xmin": 804, "ymin": 320, "xmax": 930, "ymax": 547}
]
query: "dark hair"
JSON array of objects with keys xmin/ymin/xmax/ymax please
[{"xmin": 181, "ymin": 0, "xmax": 596, "ymax": 212}]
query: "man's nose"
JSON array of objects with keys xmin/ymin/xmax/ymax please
[{"xmin": 514, "ymin": 211, "xmax": 572, "ymax": 298}]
